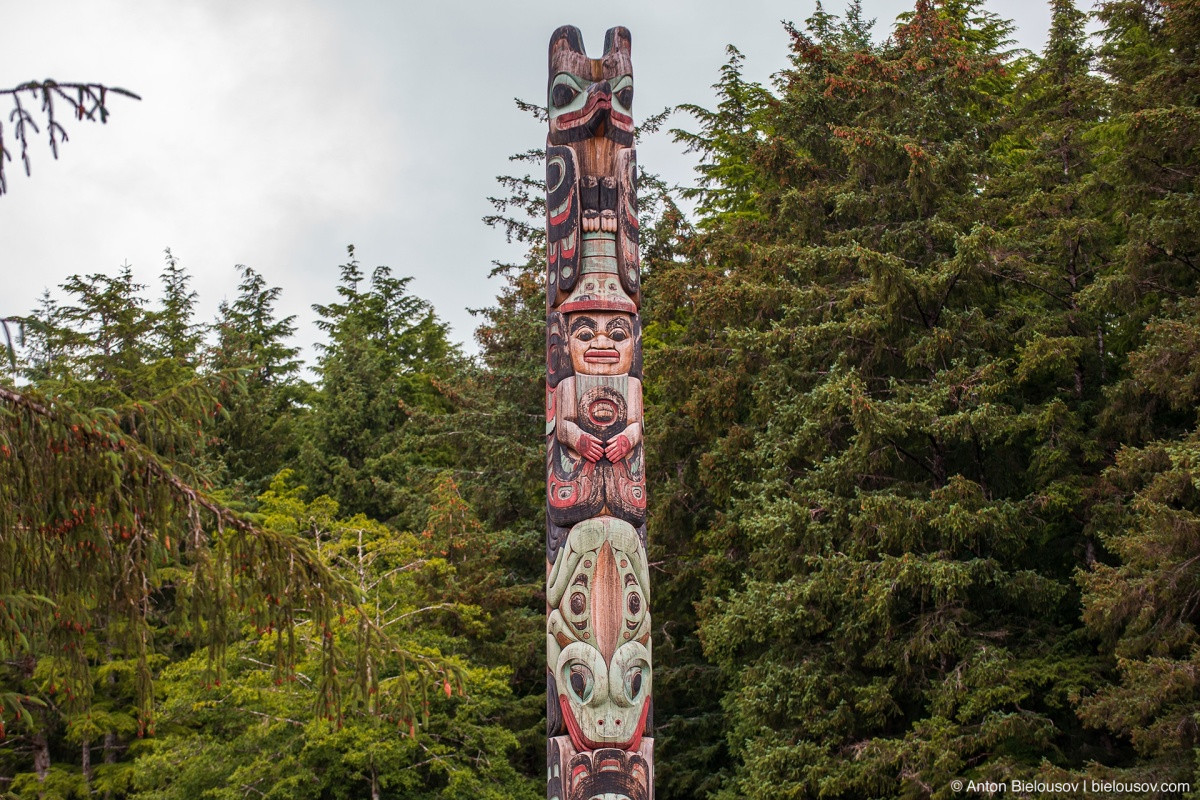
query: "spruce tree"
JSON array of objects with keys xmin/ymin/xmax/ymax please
[
  {"xmin": 1071, "ymin": 0, "xmax": 1200, "ymax": 784},
  {"xmin": 154, "ymin": 249, "xmax": 203, "ymax": 369},
  {"xmin": 662, "ymin": 1, "xmax": 1120, "ymax": 794},
  {"xmin": 303, "ymin": 247, "xmax": 458, "ymax": 525},
  {"xmin": 209, "ymin": 263, "xmax": 306, "ymax": 496},
  {"xmin": 0, "ymin": 265, "xmax": 446, "ymax": 794}
]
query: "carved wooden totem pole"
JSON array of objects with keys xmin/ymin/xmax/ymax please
[{"xmin": 545, "ymin": 25, "xmax": 652, "ymax": 800}]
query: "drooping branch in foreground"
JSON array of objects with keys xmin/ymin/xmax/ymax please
[{"xmin": 0, "ymin": 381, "xmax": 457, "ymax": 730}]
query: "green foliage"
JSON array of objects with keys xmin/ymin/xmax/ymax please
[
  {"xmin": 0, "ymin": 258, "xmax": 471, "ymax": 797},
  {"xmin": 650, "ymin": 0, "xmax": 1199, "ymax": 795},
  {"xmin": 1067, "ymin": 0, "xmax": 1200, "ymax": 787},
  {"xmin": 429, "ymin": 145, "xmax": 559, "ymax": 780},
  {"xmin": 209, "ymin": 263, "xmax": 307, "ymax": 496},
  {"xmin": 7, "ymin": 1, "xmax": 1200, "ymax": 795},
  {"xmin": 128, "ymin": 473, "xmax": 535, "ymax": 800},
  {"xmin": 0, "ymin": 379, "xmax": 379, "ymax": 795},
  {"xmin": 303, "ymin": 246, "xmax": 459, "ymax": 525}
]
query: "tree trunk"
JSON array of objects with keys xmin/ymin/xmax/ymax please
[
  {"xmin": 33, "ymin": 730, "xmax": 51, "ymax": 784},
  {"xmin": 104, "ymin": 637, "xmax": 118, "ymax": 799},
  {"xmin": 82, "ymin": 737, "xmax": 93, "ymax": 787}
]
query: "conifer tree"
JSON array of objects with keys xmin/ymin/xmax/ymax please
[
  {"xmin": 428, "ymin": 253, "xmax": 548, "ymax": 777},
  {"xmin": 0, "ymin": 265, "xmax": 449, "ymax": 794},
  {"xmin": 303, "ymin": 247, "xmax": 458, "ymax": 525},
  {"xmin": 410, "ymin": 144, "xmax": 559, "ymax": 781},
  {"xmin": 662, "ymin": 1, "xmax": 1120, "ymax": 794},
  {"xmin": 154, "ymin": 249, "xmax": 203, "ymax": 369},
  {"xmin": 54, "ymin": 267, "xmax": 158, "ymax": 403},
  {"xmin": 1071, "ymin": 0, "xmax": 1200, "ymax": 784},
  {"xmin": 209, "ymin": 263, "xmax": 306, "ymax": 495}
]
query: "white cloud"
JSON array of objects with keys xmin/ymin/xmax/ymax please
[{"xmin": 2, "ymin": 0, "xmax": 1054, "ymax": 361}]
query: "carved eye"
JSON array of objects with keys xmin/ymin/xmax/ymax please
[
  {"xmin": 623, "ymin": 572, "xmax": 646, "ymax": 631},
  {"xmin": 624, "ymin": 666, "xmax": 644, "ymax": 701},
  {"xmin": 568, "ymin": 664, "xmax": 594, "ymax": 703},
  {"xmin": 552, "ymin": 83, "xmax": 579, "ymax": 109},
  {"xmin": 616, "ymin": 86, "xmax": 633, "ymax": 110},
  {"xmin": 570, "ymin": 592, "xmax": 586, "ymax": 615},
  {"xmin": 609, "ymin": 328, "xmax": 628, "ymax": 342},
  {"xmin": 575, "ymin": 329, "xmax": 594, "ymax": 342}
]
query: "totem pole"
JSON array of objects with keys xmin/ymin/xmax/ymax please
[{"xmin": 545, "ymin": 25, "xmax": 652, "ymax": 800}]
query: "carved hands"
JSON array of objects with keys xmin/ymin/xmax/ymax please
[
  {"xmin": 576, "ymin": 432, "xmax": 606, "ymax": 463},
  {"xmin": 604, "ymin": 434, "xmax": 632, "ymax": 462},
  {"xmin": 574, "ymin": 431, "xmax": 635, "ymax": 463}
]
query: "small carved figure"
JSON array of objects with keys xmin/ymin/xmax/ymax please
[{"xmin": 547, "ymin": 309, "xmax": 646, "ymax": 530}]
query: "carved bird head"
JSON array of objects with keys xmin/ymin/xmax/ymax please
[{"xmin": 547, "ymin": 25, "xmax": 634, "ymax": 146}]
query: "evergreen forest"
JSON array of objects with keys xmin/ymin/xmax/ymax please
[{"xmin": 2, "ymin": 0, "xmax": 1199, "ymax": 796}]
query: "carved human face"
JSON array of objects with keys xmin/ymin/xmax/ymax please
[{"xmin": 569, "ymin": 312, "xmax": 634, "ymax": 376}]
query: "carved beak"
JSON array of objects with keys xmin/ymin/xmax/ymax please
[
  {"xmin": 588, "ymin": 80, "xmax": 612, "ymax": 103},
  {"xmin": 584, "ymin": 81, "xmax": 612, "ymax": 136}
]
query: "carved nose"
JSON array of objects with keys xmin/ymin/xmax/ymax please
[
  {"xmin": 588, "ymin": 81, "xmax": 612, "ymax": 104},
  {"xmin": 592, "ymin": 541, "xmax": 620, "ymax": 663}
]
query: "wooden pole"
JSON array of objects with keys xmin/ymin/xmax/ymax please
[{"xmin": 545, "ymin": 25, "xmax": 652, "ymax": 800}]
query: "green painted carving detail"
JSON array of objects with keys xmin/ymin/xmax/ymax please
[{"xmin": 581, "ymin": 232, "xmax": 618, "ymax": 274}]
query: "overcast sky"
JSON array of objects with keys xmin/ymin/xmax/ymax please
[{"xmin": 3, "ymin": 0, "xmax": 1054, "ymax": 360}]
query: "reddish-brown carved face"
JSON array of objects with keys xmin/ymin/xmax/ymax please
[{"xmin": 568, "ymin": 312, "xmax": 634, "ymax": 375}]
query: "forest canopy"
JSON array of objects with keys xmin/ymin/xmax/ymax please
[{"xmin": 3, "ymin": 0, "xmax": 1199, "ymax": 797}]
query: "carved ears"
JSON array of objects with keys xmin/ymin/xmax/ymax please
[
  {"xmin": 551, "ymin": 25, "xmax": 631, "ymax": 59},
  {"xmin": 604, "ymin": 26, "xmax": 632, "ymax": 56},
  {"xmin": 549, "ymin": 25, "xmax": 585, "ymax": 57}
]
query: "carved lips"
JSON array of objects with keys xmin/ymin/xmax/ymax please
[{"xmin": 584, "ymin": 349, "xmax": 620, "ymax": 364}]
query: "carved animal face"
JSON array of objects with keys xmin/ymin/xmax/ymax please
[
  {"xmin": 546, "ymin": 517, "xmax": 651, "ymax": 751},
  {"xmin": 547, "ymin": 25, "xmax": 634, "ymax": 146},
  {"xmin": 565, "ymin": 748, "xmax": 652, "ymax": 800},
  {"xmin": 568, "ymin": 312, "xmax": 634, "ymax": 375},
  {"xmin": 556, "ymin": 640, "xmax": 651, "ymax": 750},
  {"xmin": 550, "ymin": 535, "xmax": 649, "ymax": 649}
]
